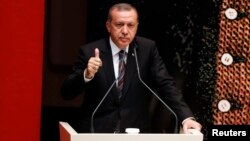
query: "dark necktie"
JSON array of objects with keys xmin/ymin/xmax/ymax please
[{"xmin": 117, "ymin": 50, "xmax": 126, "ymax": 99}]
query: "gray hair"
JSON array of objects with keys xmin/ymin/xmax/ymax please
[{"xmin": 107, "ymin": 3, "xmax": 138, "ymax": 22}]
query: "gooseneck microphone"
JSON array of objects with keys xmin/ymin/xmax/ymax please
[{"xmin": 133, "ymin": 43, "xmax": 179, "ymax": 133}]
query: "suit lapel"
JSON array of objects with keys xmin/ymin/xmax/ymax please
[
  {"xmin": 99, "ymin": 39, "xmax": 120, "ymax": 102},
  {"xmin": 120, "ymin": 45, "xmax": 137, "ymax": 101},
  {"xmin": 100, "ymin": 39, "xmax": 138, "ymax": 102}
]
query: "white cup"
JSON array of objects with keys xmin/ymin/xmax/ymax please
[{"xmin": 125, "ymin": 128, "xmax": 140, "ymax": 134}]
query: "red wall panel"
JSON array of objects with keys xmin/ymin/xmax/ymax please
[{"xmin": 0, "ymin": 0, "xmax": 44, "ymax": 141}]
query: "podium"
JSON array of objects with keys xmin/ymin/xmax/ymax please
[{"xmin": 59, "ymin": 122, "xmax": 203, "ymax": 141}]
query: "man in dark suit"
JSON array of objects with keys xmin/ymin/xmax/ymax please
[{"xmin": 61, "ymin": 3, "xmax": 202, "ymax": 133}]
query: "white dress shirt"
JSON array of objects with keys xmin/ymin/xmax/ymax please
[{"xmin": 109, "ymin": 38, "xmax": 128, "ymax": 80}]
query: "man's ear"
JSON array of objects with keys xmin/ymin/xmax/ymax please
[{"xmin": 106, "ymin": 21, "xmax": 111, "ymax": 33}]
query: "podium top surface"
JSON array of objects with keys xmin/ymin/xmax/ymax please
[{"xmin": 59, "ymin": 122, "xmax": 204, "ymax": 141}]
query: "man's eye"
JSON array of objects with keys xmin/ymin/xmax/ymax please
[
  {"xmin": 116, "ymin": 24, "xmax": 123, "ymax": 28},
  {"xmin": 128, "ymin": 24, "xmax": 135, "ymax": 28}
]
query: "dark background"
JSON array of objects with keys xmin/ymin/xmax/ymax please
[{"xmin": 41, "ymin": 0, "xmax": 219, "ymax": 141}]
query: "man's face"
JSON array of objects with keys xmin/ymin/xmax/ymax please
[{"xmin": 106, "ymin": 9, "xmax": 138, "ymax": 49}]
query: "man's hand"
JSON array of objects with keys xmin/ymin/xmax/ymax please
[
  {"xmin": 85, "ymin": 48, "xmax": 102, "ymax": 79},
  {"xmin": 182, "ymin": 118, "xmax": 202, "ymax": 134}
]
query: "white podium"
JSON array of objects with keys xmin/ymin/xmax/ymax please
[{"xmin": 59, "ymin": 121, "xmax": 203, "ymax": 141}]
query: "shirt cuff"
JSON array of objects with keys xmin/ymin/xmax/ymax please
[
  {"xmin": 182, "ymin": 117, "xmax": 196, "ymax": 125},
  {"xmin": 83, "ymin": 69, "xmax": 93, "ymax": 83}
]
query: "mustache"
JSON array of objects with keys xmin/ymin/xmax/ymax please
[{"xmin": 119, "ymin": 36, "xmax": 129, "ymax": 39}]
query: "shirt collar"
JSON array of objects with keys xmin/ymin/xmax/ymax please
[{"xmin": 109, "ymin": 37, "xmax": 129, "ymax": 56}]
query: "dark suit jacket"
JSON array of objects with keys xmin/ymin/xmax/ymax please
[{"xmin": 61, "ymin": 36, "xmax": 194, "ymax": 133}]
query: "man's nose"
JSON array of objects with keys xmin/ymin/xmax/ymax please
[{"xmin": 121, "ymin": 25, "xmax": 128, "ymax": 34}]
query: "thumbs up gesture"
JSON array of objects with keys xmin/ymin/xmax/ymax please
[{"xmin": 85, "ymin": 48, "xmax": 102, "ymax": 79}]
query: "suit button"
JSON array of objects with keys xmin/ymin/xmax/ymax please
[
  {"xmin": 218, "ymin": 99, "xmax": 231, "ymax": 112},
  {"xmin": 225, "ymin": 8, "xmax": 238, "ymax": 20},
  {"xmin": 221, "ymin": 53, "xmax": 233, "ymax": 66}
]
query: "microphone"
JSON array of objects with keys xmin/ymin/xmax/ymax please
[
  {"xmin": 133, "ymin": 42, "xmax": 179, "ymax": 133},
  {"xmin": 90, "ymin": 49, "xmax": 127, "ymax": 133}
]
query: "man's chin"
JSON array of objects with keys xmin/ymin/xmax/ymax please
[{"xmin": 118, "ymin": 42, "xmax": 129, "ymax": 48}]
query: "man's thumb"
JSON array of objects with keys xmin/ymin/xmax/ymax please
[{"xmin": 95, "ymin": 48, "xmax": 99, "ymax": 58}]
